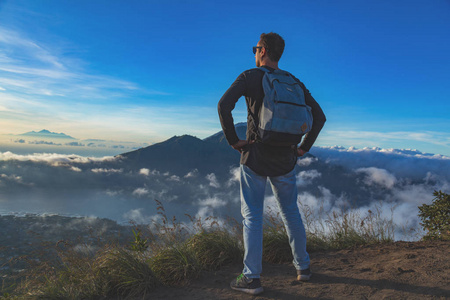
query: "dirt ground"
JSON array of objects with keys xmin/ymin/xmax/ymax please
[{"xmin": 150, "ymin": 240, "xmax": 449, "ymax": 299}]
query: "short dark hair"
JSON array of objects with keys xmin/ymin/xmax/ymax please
[{"xmin": 260, "ymin": 32, "xmax": 285, "ymax": 62}]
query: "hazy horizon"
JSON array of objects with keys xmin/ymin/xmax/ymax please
[{"xmin": 2, "ymin": 124, "xmax": 450, "ymax": 158}]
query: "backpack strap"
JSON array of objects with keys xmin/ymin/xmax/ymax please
[{"xmin": 251, "ymin": 67, "xmax": 272, "ymax": 142}]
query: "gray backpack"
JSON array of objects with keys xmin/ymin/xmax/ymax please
[{"xmin": 256, "ymin": 67, "xmax": 313, "ymax": 146}]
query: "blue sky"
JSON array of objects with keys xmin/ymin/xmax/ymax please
[{"xmin": 0, "ymin": 0, "xmax": 449, "ymax": 155}]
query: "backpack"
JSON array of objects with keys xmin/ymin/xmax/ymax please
[{"xmin": 255, "ymin": 67, "xmax": 313, "ymax": 146}]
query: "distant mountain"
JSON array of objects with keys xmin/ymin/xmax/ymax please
[
  {"xmin": 119, "ymin": 123, "xmax": 247, "ymax": 178},
  {"xmin": 19, "ymin": 129, "xmax": 75, "ymax": 139}
]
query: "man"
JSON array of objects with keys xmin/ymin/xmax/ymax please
[{"xmin": 218, "ymin": 32, "xmax": 326, "ymax": 295}]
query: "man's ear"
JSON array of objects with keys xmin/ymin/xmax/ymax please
[{"xmin": 260, "ymin": 47, "xmax": 266, "ymax": 58}]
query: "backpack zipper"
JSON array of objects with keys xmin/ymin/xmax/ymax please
[{"xmin": 275, "ymin": 100, "xmax": 306, "ymax": 107}]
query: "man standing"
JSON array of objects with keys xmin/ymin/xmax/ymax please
[{"xmin": 218, "ymin": 32, "xmax": 326, "ymax": 295}]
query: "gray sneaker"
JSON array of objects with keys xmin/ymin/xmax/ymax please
[
  {"xmin": 297, "ymin": 268, "xmax": 312, "ymax": 281},
  {"xmin": 230, "ymin": 274, "xmax": 264, "ymax": 295}
]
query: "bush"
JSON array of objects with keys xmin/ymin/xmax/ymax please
[{"xmin": 418, "ymin": 190, "xmax": 450, "ymax": 241}]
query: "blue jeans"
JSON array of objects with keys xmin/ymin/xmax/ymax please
[{"xmin": 240, "ymin": 164, "xmax": 310, "ymax": 278}]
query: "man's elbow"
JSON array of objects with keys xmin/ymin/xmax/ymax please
[{"xmin": 316, "ymin": 114, "xmax": 326, "ymax": 127}]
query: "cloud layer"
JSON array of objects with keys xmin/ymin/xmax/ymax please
[{"xmin": 0, "ymin": 146, "xmax": 448, "ymax": 241}]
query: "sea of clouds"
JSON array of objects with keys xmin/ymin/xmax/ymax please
[{"xmin": 0, "ymin": 146, "xmax": 448, "ymax": 241}]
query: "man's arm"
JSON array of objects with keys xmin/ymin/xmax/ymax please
[
  {"xmin": 218, "ymin": 73, "xmax": 247, "ymax": 149},
  {"xmin": 298, "ymin": 82, "xmax": 326, "ymax": 155}
]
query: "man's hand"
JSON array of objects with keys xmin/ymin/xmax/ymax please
[
  {"xmin": 297, "ymin": 147, "xmax": 307, "ymax": 157},
  {"xmin": 232, "ymin": 140, "xmax": 255, "ymax": 153}
]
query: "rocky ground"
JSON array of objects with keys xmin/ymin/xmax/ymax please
[{"xmin": 150, "ymin": 240, "xmax": 449, "ymax": 299}]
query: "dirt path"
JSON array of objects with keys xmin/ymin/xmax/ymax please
[{"xmin": 150, "ymin": 241, "xmax": 449, "ymax": 299}]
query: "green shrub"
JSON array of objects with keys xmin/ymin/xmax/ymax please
[
  {"xmin": 129, "ymin": 228, "xmax": 149, "ymax": 252},
  {"xmin": 418, "ymin": 190, "xmax": 450, "ymax": 241}
]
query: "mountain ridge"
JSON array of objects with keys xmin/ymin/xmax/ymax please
[
  {"xmin": 118, "ymin": 124, "xmax": 248, "ymax": 177},
  {"xmin": 19, "ymin": 129, "xmax": 75, "ymax": 139}
]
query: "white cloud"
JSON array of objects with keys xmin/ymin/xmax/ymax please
[
  {"xmin": 139, "ymin": 168, "xmax": 150, "ymax": 176},
  {"xmin": 312, "ymin": 146, "xmax": 450, "ymax": 180},
  {"xmin": 391, "ymin": 183, "xmax": 436, "ymax": 205},
  {"xmin": 356, "ymin": 167, "xmax": 397, "ymax": 189},
  {"xmin": 196, "ymin": 206, "xmax": 213, "ymax": 220},
  {"xmin": 296, "ymin": 170, "xmax": 321, "ymax": 187},
  {"xmin": 198, "ymin": 197, "xmax": 227, "ymax": 209},
  {"xmin": 0, "ymin": 26, "xmax": 140, "ymax": 95},
  {"xmin": 139, "ymin": 168, "xmax": 160, "ymax": 176},
  {"xmin": 206, "ymin": 173, "xmax": 220, "ymax": 188},
  {"xmin": 1, "ymin": 174, "xmax": 23, "ymax": 183},
  {"xmin": 321, "ymin": 130, "xmax": 450, "ymax": 153},
  {"xmin": 70, "ymin": 166, "xmax": 82, "ymax": 172},
  {"xmin": 0, "ymin": 27, "xmax": 64, "ymax": 69},
  {"xmin": 184, "ymin": 169, "xmax": 198, "ymax": 178},
  {"xmin": 91, "ymin": 168, "xmax": 123, "ymax": 174},
  {"xmin": 132, "ymin": 187, "xmax": 149, "ymax": 197},
  {"xmin": 105, "ymin": 189, "xmax": 121, "ymax": 197},
  {"xmin": 0, "ymin": 151, "xmax": 117, "ymax": 164},
  {"xmin": 226, "ymin": 167, "xmax": 240, "ymax": 187},
  {"xmin": 297, "ymin": 156, "xmax": 318, "ymax": 167},
  {"xmin": 167, "ymin": 175, "xmax": 181, "ymax": 182},
  {"xmin": 123, "ymin": 208, "xmax": 149, "ymax": 224}
]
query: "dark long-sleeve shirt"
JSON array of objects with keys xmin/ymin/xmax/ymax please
[{"xmin": 218, "ymin": 66, "xmax": 326, "ymax": 176}]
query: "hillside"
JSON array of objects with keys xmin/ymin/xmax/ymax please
[
  {"xmin": 118, "ymin": 123, "xmax": 247, "ymax": 176},
  {"xmin": 1, "ymin": 215, "xmax": 448, "ymax": 299},
  {"xmin": 151, "ymin": 240, "xmax": 449, "ymax": 299},
  {"xmin": 0, "ymin": 215, "xmax": 132, "ymax": 279}
]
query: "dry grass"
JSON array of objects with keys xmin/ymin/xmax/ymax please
[
  {"xmin": 1, "ymin": 199, "xmax": 399, "ymax": 299},
  {"xmin": 187, "ymin": 230, "xmax": 243, "ymax": 270}
]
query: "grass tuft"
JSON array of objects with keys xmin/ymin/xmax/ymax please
[
  {"xmin": 95, "ymin": 247, "xmax": 157, "ymax": 299},
  {"xmin": 187, "ymin": 230, "xmax": 243, "ymax": 270},
  {"xmin": 149, "ymin": 244, "xmax": 200, "ymax": 286},
  {"xmin": 263, "ymin": 212, "xmax": 292, "ymax": 263}
]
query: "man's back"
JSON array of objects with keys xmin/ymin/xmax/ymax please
[{"xmin": 218, "ymin": 66, "xmax": 325, "ymax": 176}]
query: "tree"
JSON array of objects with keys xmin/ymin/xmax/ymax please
[{"xmin": 418, "ymin": 191, "xmax": 450, "ymax": 240}]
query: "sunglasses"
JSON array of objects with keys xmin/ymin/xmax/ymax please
[{"xmin": 253, "ymin": 46, "xmax": 262, "ymax": 54}]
